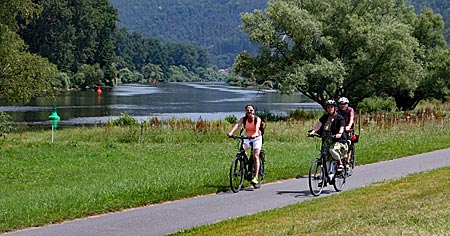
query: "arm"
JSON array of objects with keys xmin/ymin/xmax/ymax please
[
  {"xmin": 335, "ymin": 126, "xmax": 345, "ymax": 139},
  {"xmin": 228, "ymin": 117, "xmax": 244, "ymax": 137},
  {"xmin": 335, "ymin": 115, "xmax": 346, "ymax": 139},
  {"xmin": 309, "ymin": 121, "xmax": 322, "ymax": 136},
  {"xmin": 346, "ymin": 108, "xmax": 355, "ymax": 131}
]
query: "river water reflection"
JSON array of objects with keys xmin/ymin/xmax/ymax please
[{"xmin": 0, "ymin": 82, "xmax": 321, "ymax": 125}]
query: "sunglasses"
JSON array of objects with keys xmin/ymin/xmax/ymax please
[{"xmin": 246, "ymin": 109, "xmax": 254, "ymax": 112}]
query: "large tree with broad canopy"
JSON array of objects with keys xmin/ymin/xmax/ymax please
[{"xmin": 233, "ymin": 0, "xmax": 450, "ymax": 110}]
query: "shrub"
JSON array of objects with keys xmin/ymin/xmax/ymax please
[
  {"xmin": 225, "ymin": 114, "xmax": 237, "ymax": 124},
  {"xmin": 288, "ymin": 109, "xmax": 319, "ymax": 120},
  {"xmin": 358, "ymin": 97, "xmax": 397, "ymax": 113},
  {"xmin": 0, "ymin": 111, "xmax": 15, "ymax": 139},
  {"xmin": 108, "ymin": 113, "xmax": 138, "ymax": 126},
  {"xmin": 256, "ymin": 110, "xmax": 285, "ymax": 122}
]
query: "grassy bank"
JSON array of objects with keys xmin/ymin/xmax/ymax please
[
  {"xmin": 174, "ymin": 167, "xmax": 450, "ymax": 235},
  {"xmin": 1, "ymin": 115, "xmax": 449, "ymax": 233}
]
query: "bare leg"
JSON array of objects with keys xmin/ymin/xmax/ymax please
[{"xmin": 253, "ymin": 149, "xmax": 260, "ymax": 178}]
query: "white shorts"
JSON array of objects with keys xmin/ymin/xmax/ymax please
[{"xmin": 243, "ymin": 136, "xmax": 262, "ymax": 150}]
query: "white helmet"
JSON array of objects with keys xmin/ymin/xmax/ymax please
[{"xmin": 338, "ymin": 97, "xmax": 349, "ymax": 104}]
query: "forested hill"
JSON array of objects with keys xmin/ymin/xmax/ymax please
[
  {"xmin": 109, "ymin": 0, "xmax": 449, "ymax": 68},
  {"xmin": 109, "ymin": 0, "xmax": 267, "ymax": 68}
]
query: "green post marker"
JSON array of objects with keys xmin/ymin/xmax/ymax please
[{"xmin": 48, "ymin": 104, "xmax": 60, "ymax": 143}]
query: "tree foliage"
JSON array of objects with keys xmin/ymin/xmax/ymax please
[
  {"xmin": 109, "ymin": 0, "xmax": 448, "ymax": 69},
  {"xmin": 233, "ymin": 0, "xmax": 450, "ymax": 110},
  {"xmin": 0, "ymin": 0, "xmax": 57, "ymax": 103},
  {"xmin": 20, "ymin": 0, "xmax": 118, "ymax": 87},
  {"xmin": 109, "ymin": 0, "xmax": 268, "ymax": 68},
  {"xmin": 410, "ymin": 0, "xmax": 450, "ymax": 43},
  {"xmin": 113, "ymin": 27, "xmax": 219, "ymax": 83}
]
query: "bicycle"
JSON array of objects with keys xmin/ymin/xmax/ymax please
[
  {"xmin": 346, "ymin": 130, "xmax": 359, "ymax": 176},
  {"xmin": 228, "ymin": 135, "xmax": 265, "ymax": 193},
  {"xmin": 307, "ymin": 133, "xmax": 349, "ymax": 196}
]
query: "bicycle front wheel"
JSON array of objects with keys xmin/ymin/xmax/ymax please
[
  {"xmin": 333, "ymin": 161, "xmax": 346, "ymax": 192},
  {"xmin": 309, "ymin": 159, "xmax": 324, "ymax": 196},
  {"xmin": 253, "ymin": 150, "xmax": 265, "ymax": 189},
  {"xmin": 229, "ymin": 155, "xmax": 244, "ymax": 193}
]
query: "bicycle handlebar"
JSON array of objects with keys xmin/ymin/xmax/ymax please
[
  {"xmin": 307, "ymin": 132, "xmax": 335, "ymax": 139},
  {"xmin": 228, "ymin": 135, "xmax": 258, "ymax": 140}
]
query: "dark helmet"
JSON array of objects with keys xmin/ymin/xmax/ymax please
[{"xmin": 325, "ymin": 100, "xmax": 337, "ymax": 107}]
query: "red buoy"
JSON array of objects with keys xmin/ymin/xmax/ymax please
[{"xmin": 97, "ymin": 86, "xmax": 102, "ymax": 95}]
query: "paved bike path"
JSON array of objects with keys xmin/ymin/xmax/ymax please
[{"xmin": 5, "ymin": 148, "xmax": 450, "ymax": 236}]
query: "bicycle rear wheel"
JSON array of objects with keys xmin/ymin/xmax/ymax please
[
  {"xmin": 253, "ymin": 150, "xmax": 265, "ymax": 189},
  {"xmin": 309, "ymin": 159, "xmax": 324, "ymax": 196},
  {"xmin": 333, "ymin": 161, "xmax": 346, "ymax": 192},
  {"xmin": 346, "ymin": 145, "xmax": 355, "ymax": 176},
  {"xmin": 229, "ymin": 155, "xmax": 244, "ymax": 193}
]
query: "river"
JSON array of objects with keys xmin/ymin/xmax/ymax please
[{"xmin": 0, "ymin": 82, "xmax": 321, "ymax": 126}]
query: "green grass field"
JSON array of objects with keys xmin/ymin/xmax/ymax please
[
  {"xmin": 1, "ymin": 115, "xmax": 449, "ymax": 233},
  {"xmin": 174, "ymin": 167, "xmax": 450, "ymax": 235}
]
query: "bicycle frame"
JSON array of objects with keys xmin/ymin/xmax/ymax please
[
  {"xmin": 235, "ymin": 136, "xmax": 254, "ymax": 181},
  {"xmin": 229, "ymin": 135, "xmax": 265, "ymax": 193},
  {"xmin": 308, "ymin": 133, "xmax": 347, "ymax": 196},
  {"xmin": 317, "ymin": 138, "xmax": 334, "ymax": 185}
]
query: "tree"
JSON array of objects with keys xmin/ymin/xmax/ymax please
[
  {"xmin": 20, "ymin": 0, "xmax": 118, "ymax": 86},
  {"xmin": 117, "ymin": 68, "xmax": 134, "ymax": 84},
  {"xmin": 233, "ymin": 0, "xmax": 449, "ymax": 110},
  {"xmin": 113, "ymin": 27, "xmax": 217, "ymax": 84},
  {"xmin": 398, "ymin": 8, "xmax": 450, "ymax": 108},
  {"xmin": 73, "ymin": 64, "xmax": 104, "ymax": 89},
  {"xmin": 0, "ymin": 0, "xmax": 57, "ymax": 103},
  {"xmin": 142, "ymin": 63, "xmax": 164, "ymax": 83}
]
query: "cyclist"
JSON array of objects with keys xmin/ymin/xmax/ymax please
[
  {"xmin": 227, "ymin": 104, "xmax": 262, "ymax": 185},
  {"xmin": 309, "ymin": 100, "xmax": 348, "ymax": 172},
  {"xmin": 337, "ymin": 97, "xmax": 355, "ymax": 168}
]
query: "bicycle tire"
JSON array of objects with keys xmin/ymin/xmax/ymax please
[
  {"xmin": 229, "ymin": 155, "xmax": 244, "ymax": 193},
  {"xmin": 348, "ymin": 145, "xmax": 356, "ymax": 176},
  {"xmin": 309, "ymin": 159, "xmax": 324, "ymax": 196},
  {"xmin": 333, "ymin": 160, "xmax": 346, "ymax": 192},
  {"xmin": 253, "ymin": 150, "xmax": 265, "ymax": 189}
]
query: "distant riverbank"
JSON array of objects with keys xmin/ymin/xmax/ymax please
[{"xmin": 0, "ymin": 82, "xmax": 321, "ymax": 126}]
